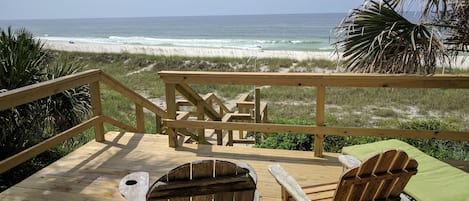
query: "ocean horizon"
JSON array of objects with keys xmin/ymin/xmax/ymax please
[{"xmin": 0, "ymin": 13, "xmax": 347, "ymax": 51}]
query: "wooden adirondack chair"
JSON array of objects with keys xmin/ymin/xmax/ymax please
[
  {"xmin": 120, "ymin": 160, "xmax": 258, "ymax": 201},
  {"xmin": 269, "ymin": 150, "xmax": 418, "ymax": 201}
]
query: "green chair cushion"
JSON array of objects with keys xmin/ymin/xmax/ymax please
[{"xmin": 342, "ymin": 139, "xmax": 469, "ymax": 201}]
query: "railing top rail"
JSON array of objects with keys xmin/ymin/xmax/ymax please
[
  {"xmin": 0, "ymin": 69, "xmax": 101, "ymax": 111},
  {"xmin": 99, "ymin": 72, "xmax": 168, "ymax": 118},
  {"xmin": 158, "ymin": 71, "xmax": 469, "ymax": 88},
  {"xmin": 0, "ymin": 69, "xmax": 168, "ymax": 118}
]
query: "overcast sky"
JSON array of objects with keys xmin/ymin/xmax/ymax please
[{"xmin": 1, "ymin": 0, "xmax": 364, "ymax": 20}]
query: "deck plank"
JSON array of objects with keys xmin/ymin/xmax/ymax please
[{"xmin": 0, "ymin": 132, "xmax": 342, "ymax": 200}]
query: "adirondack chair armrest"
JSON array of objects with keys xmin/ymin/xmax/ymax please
[
  {"xmin": 338, "ymin": 155, "xmax": 361, "ymax": 170},
  {"xmin": 268, "ymin": 164, "xmax": 310, "ymax": 201}
]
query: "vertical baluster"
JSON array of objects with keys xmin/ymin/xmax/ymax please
[
  {"xmin": 135, "ymin": 103, "xmax": 144, "ymax": 133},
  {"xmin": 155, "ymin": 115, "xmax": 162, "ymax": 134},
  {"xmin": 90, "ymin": 81, "xmax": 105, "ymax": 142},
  {"xmin": 165, "ymin": 83, "xmax": 177, "ymax": 148},
  {"xmin": 314, "ymin": 86, "xmax": 326, "ymax": 157}
]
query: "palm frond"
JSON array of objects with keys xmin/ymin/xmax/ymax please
[
  {"xmin": 45, "ymin": 63, "xmax": 91, "ymax": 133},
  {"xmin": 384, "ymin": 0, "xmax": 449, "ymax": 16},
  {"xmin": 437, "ymin": 0, "xmax": 469, "ymax": 52},
  {"xmin": 335, "ymin": 0, "xmax": 448, "ymax": 74}
]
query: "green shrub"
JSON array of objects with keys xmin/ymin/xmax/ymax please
[
  {"xmin": 257, "ymin": 133, "xmax": 313, "ymax": 151},
  {"xmin": 1, "ymin": 27, "xmax": 50, "ymax": 159},
  {"xmin": 0, "ymin": 27, "xmax": 92, "ymax": 192},
  {"xmin": 258, "ymin": 116, "xmax": 467, "ymax": 161},
  {"xmin": 398, "ymin": 119, "xmax": 468, "ymax": 160}
]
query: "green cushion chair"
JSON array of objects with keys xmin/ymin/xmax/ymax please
[{"xmin": 342, "ymin": 139, "xmax": 469, "ymax": 201}]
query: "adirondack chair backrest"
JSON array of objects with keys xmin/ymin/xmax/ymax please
[
  {"xmin": 147, "ymin": 160, "xmax": 258, "ymax": 201},
  {"xmin": 334, "ymin": 150, "xmax": 418, "ymax": 201}
]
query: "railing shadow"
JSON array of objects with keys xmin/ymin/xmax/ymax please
[
  {"xmin": 175, "ymin": 143, "xmax": 342, "ymax": 167},
  {"xmin": 6, "ymin": 132, "xmax": 184, "ymax": 200}
]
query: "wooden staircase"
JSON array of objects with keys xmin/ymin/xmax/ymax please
[{"xmin": 171, "ymin": 85, "xmax": 269, "ymax": 146}]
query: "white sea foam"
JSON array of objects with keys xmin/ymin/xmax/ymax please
[{"xmin": 37, "ymin": 36, "xmax": 327, "ymax": 51}]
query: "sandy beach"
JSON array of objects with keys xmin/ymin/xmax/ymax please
[
  {"xmin": 44, "ymin": 41, "xmax": 469, "ymax": 69},
  {"xmin": 44, "ymin": 41, "xmax": 339, "ymax": 61}
]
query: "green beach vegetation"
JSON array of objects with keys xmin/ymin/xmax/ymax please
[
  {"xmin": 53, "ymin": 50, "xmax": 469, "ymax": 161},
  {"xmin": 1, "ymin": 31, "xmax": 468, "ymax": 191},
  {"xmin": 0, "ymin": 28, "xmax": 92, "ymax": 191}
]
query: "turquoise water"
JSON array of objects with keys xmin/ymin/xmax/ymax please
[{"xmin": 0, "ymin": 13, "xmax": 347, "ymax": 51}]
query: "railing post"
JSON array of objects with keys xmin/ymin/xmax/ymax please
[
  {"xmin": 90, "ymin": 81, "xmax": 105, "ymax": 142},
  {"xmin": 228, "ymin": 129, "xmax": 233, "ymax": 146},
  {"xmin": 165, "ymin": 83, "xmax": 177, "ymax": 148},
  {"xmin": 254, "ymin": 87, "xmax": 262, "ymax": 143},
  {"xmin": 255, "ymin": 88, "xmax": 261, "ymax": 123},
  {"xmin": 135, "ymin": 103, "xmax": 145, "ymax": 133},
  {"xmin": 314, "ymin": 86, "xmax": 326, "ymax": 157},
  {"xmin": 155, "ymin": 115, "xmax": 162, "ymax": 134},
  {"xmin": 196, "ymin": 101, "xmax": 206, "ymax": 144}
]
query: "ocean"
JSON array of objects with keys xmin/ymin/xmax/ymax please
[{"xmin": 0, "ymin": 13, "xmax": 347, "ymax": 51}]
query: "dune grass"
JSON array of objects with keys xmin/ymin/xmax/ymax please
[{"xmin": 49, "ymin": 50, "xmax": 469, "ymax": 161}]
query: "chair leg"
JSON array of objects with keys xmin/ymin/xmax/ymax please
[{"xmin": 281, "ymin": 187, "xmax": 290, "ymax": 201}]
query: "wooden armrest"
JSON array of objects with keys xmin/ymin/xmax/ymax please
[
  {"xmin": 268, "ymin": 164, "xmax": 310, "ymax": 201},
  {"xmin": 338, "ymin": 155, "xmax": 361, "ymax": 169}
]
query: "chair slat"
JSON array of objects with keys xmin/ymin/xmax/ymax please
[
  {"xmin": 192, "ymin": 195, "xmax": 213, "ymax": 201},
  {"xmin": 303, "ymin": 183, "xmax": 337, "ymax": 194},
  {"xmin": 234, "ymin": 190, "xmax": 255, "ymax": 201},
  {"xmin": 348, "ymin": 153, "xmax": 381, "ymax": 201},
  {"xmin": 308, "ymin": 189, "xmax": 335, "ymax": 201},
  {"xmin": 333, "ymin": 167, "xmax": 358, "ymax": 201},
  {"xmin": 389, "ymin": 158, "xmax": 418, "ymax": 197},
  {"xmin": 192, "ymin": 160, "xmax": 214, "ymax": 179},
  {"xmin": 214, "ymin": 160, "xmax": 237, "ymax": 201},
  {"xmin": 303, "ymin": 183, "xmax": 336, "ymax": 201},
  {"xmin": 375, "ymin": 151, "xmax": 409, "ymax": 200},
  {"xmin": 192, "ymin": 160, "xmax": 216, "ymax": 201},
  {"xmin": 169, "ymin": 197, "xmax": 189, "ymax": 201},
  {"xmin": 362, "ymin": 150, "xmax": 397, "ymax": 200},
  {"xmin": 215, "ymin": 160, "xmax": 237, "ymax": 176},
  {"xmin": 167, "ymin": 163, "xmax": 191, "ymax": 182}
]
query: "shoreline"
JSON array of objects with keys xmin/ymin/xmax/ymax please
[
  {"xmin": 44, "ymin": 41, "xmax": 338, "ymax": 61},
  {"xmin": 44, "ymin": 41, "xmax": 469, "ymax": 69}
]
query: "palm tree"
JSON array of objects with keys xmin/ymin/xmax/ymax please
[
  {"xmin": 437, "ymin": 0, "xmax": 469, "ymax": 52},
  {"xmin": 0, "ymin": 27, "xmax": 91, "ymax": 191},
  {"xmin": 335, "ymin": 0, "xmax": 468, "ymax": 74},
  {"xmin": 0, "ymin": 27, "xmax": 49, "ymax": 158}
]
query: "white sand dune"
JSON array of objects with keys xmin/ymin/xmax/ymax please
[
  {"xmin": 44, "ymin": 41, "xmax": 339, "ymax": 61},
  {"xmin": 44, "ymin": 40, "xmax": 468, "ymax": 69}
]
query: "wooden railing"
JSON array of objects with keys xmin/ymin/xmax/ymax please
[
  {"xmin": 0, "ymin": 69, "xmax": 167, "ymax": 174},
  {"xmin": 2, "ymin": 70, "xmax": 469, "ymax": 173},
  {"xmin": 159, "ymin": 71, "xmax": 469, "ymax": 157}
]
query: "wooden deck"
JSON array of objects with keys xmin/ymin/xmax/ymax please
[{"xmin": 0, "ymin": 132, "xmax": 342, "ymax": 201}]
